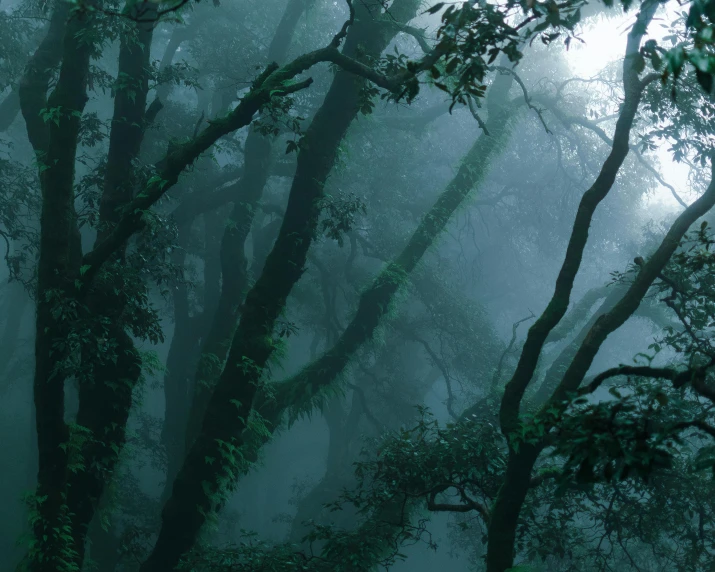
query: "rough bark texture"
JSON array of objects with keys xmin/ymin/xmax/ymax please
[{"xmin": 65, "ymin": 13, "xmax": 155, "ymax": 566}]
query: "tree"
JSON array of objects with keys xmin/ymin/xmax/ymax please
[{"xmin": 3, "ymin": 0, "xmax": 715, "ymax": 570}]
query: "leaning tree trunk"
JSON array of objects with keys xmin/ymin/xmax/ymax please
[
  {"xmin": 486, "ymin": 4, "xmax": 662, "ymax": 570},
  {"xmin": 229, "ymin": 68, "xmax": 518, "ymax": 486},
  {"xmin": 184, "ymin": 0, "xmax": 315, "ymax": 449},
  {"xmin": 160, "ymin": 0, "xmax": 313, "ymax": 506},
  {"xmin": 141, "ymin": 2, "xmax": 422, "ymax": 569},
  {"xmin": 271, "ymin": 69, "xmax": 516, "ymax": 420}
]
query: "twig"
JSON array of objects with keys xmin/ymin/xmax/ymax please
[
  {"xmin": 467, "ymin": 95, "xmax": 490, "ymax": 135},
  {"xmin": 492, "ymin": 65, "xmax": 551, "ymax": 134},
  {"xmin": 330, "ymin": 0, "xmax": 355, "ymax": 48},
  {"xmin": 492, "ymin": 312, "xmax": 535, "ymax": 389},
  {"xmin": 544, "ymin": 103, "xmax": 688, "ymax": 208}
]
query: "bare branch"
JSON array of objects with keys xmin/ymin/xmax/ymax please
[
  {"xmin": 492, "ymin": 65, "xmax": 551, "ymax": 134},
  {"xmin": 467, "ymin": 95, "xmax": 490, "ymax": 135},
  {"xmin": 541, "ymin": 101, "xmax": 688, "ymax": 209},
  {"xmin": 331, "ymin": 0, "xmax": 355, "ymax": 48}
]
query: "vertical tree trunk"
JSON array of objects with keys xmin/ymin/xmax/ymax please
[
  {"xmin": 65, "ymin": 10, "xmax": 155, "ymax": 565},
  {"xmin": 485, "ymin": 444, "xmax": 540, "ymax": 572},
  {"xmin": 25, "ymin": 4, "xmax": 95, "ymax": 568},
  {"xmin": 161, "ymin": 227, "xmax": 204, "ymax": 502}
]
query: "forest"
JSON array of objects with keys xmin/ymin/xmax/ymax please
[{"xmin": 1, "ymin": 0, "xmax": 715, "ymax": 569}]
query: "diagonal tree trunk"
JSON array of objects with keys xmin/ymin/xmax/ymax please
[
  {"xmin": 222, "ymin": 68, "xmax": 520, "ymax": 493},
  {"xmin": 486, "ymin": 4, "xmax": 664, "ymax": 570},
  {"xmin": 142, "ymin": 2, "xmax": 422, "ymax": 569},
  {"xmin": 183, "ymin": 0, "xmax": 315, "ymax": 451},
  {"xmin": 159, "ymin": 0, "xmax": 314, "ymax": 501},
  {"xmin": 271, "ymin": 69, "xmax": 516, "ymax": 420}
]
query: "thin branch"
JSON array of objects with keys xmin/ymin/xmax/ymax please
[
  {"xmin": 492, "ymin": 312, "xmax": 535, "ymax": 389},
  {"xmin": 467, "ymin": 95, "xmax": 490, "ymax": 135},
  {"xmin": 330, "ymin": 0, "xmax": 355, "ymax": 48},
  {"xmin": 492, "ymin": 65, "xmax": 551, "ymax": 134},
  {"xmin": 577, "ymin": 365, "xmax": 695, "ymax": 397},
  {"xmin": 427, "ymin": 484, "xmax": 490, "ymax": 521},
  {"xmin": 542, "ymin": 102, "xmax": 688, "ymax": 208},
  {"xmin": 401, "ymin": 329, "xmax": 458, "ymax": 420}
]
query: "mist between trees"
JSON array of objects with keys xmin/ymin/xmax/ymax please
[{"xmin": 2, "ymin": 0, "xmax": 715, "ymax": 570}]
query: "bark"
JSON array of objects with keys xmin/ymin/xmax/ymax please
[
  {"xmin": 79, "ymin": 45, "xmax": 320, "ymax": 286},
  {"xmin": 544, "ymin": 285, "xmax": 609, "ymax": 345},
  {"xmin": 158, "ymin": 76, "xmax": 233, "ymax": 503},
  {"xmin": 25, "ymin": 4, "xmax": 95, "ymax": 569},
  {"xmin": 531, "ymin": 283, "xmax": 627, "ymax": 406},
  {"xmin": 497, "ymin": 0, "xmax": 660, "ymax": 439},
  {"xmin": 184, "ymin": 130, "xmax": 272, "ymax": 448},
  {"xmin": 231, "ymin": 69, "xmax": 517, "ymax": 486},
  {"xmin": 184, "ymin": 0, "xmax": 313, "ymax": 449},
  {"xmin": 484, "ymin": 443, "xmax": 542, "ymax": 572},
  {"xmin": 160, "ymin": 231, "xmax": 199, "ymax": 502},
  {"xmin": 165, "ymin": 0, "xmax": 311, "ymax": 489},
  {"xmin": 17, "ymin": 1, "xmax": 70, "ymax": 151},
  {"xmin": 272, "ymin": 69, "xmax": 515, "ymax": 418},
  {"xmin": 98, "ymin": 17, "xmax": 154, "ymax": 241},
  {"xmin": 140, "ymin": 2, "xmax": 422, "ymax": 569},
  {"xmin": 79, "ymin": 2, "xmax": 440, "ymax": 287},
  {"xmin": 547, "ymin": 165, "xmax": 715, "ymax": 408},
  {"xmin": 64, "ymin": 11, "xmax": 156, "ymax": 566},
  {"xmin": 485, "ymin": 4, "xmax": 663, "ymax": 570}
]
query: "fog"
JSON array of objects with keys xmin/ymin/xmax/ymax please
[{"xmin": 1, "ymin": 0, "xmax": 715, "ymax": 570}]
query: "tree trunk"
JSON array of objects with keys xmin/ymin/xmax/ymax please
[
  {"xmin": 141, "ymin": 2, "xmax": 421, "ymax": 569},
  {"xmin": 272, "ymin": 69, "xmax": 515, "ymax": 418},
  {"xmin": 25, "ymin": 4, "xmax": 94, "ymax": 568},
  {"xmin": 185, "ymin": 0, "xmax": 314, "ymax": 448},
  {"xmin": 487, "ymin": 5, "xmax": 665, "ymax": 570},
  {"xmin": 64, "ymin": 10, "xmax": 155, "ymax": 565},
  {"xmin": 485, "ymin": 444, "xmax": 541, "ymax": 572}
]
